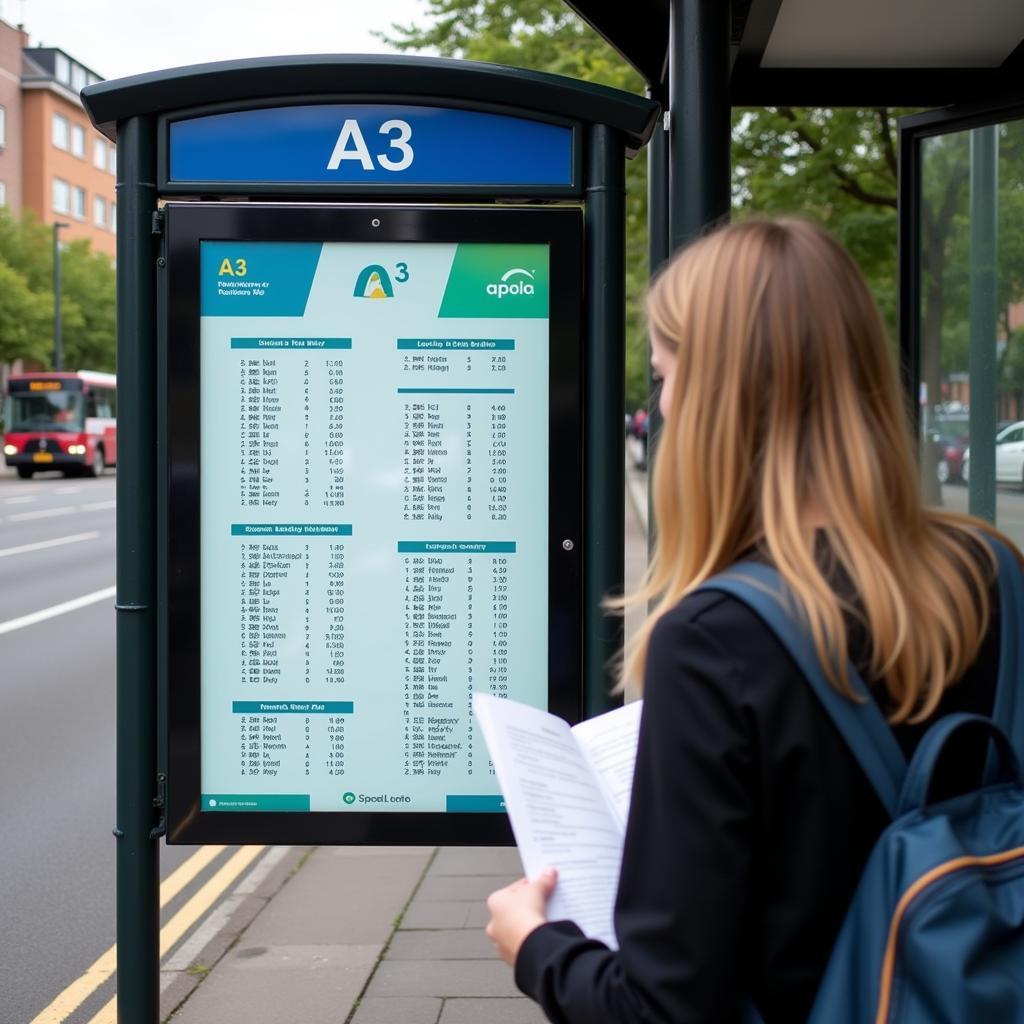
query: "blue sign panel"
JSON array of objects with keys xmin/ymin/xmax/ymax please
[{"xmin": 168, "ymin": 105, "xmax": 574, "ymax": 187}]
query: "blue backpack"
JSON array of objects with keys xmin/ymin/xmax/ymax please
[{"xmin": 702, "ymin": 538, "xmax": 1024, "ymax": 1024}]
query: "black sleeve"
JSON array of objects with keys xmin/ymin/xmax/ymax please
[{"xmin": 515, "ymin": 612, "xmax": 755, "ymax": 1024}]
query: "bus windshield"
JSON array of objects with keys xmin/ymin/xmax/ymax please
[{"xmin": 6, "ymin": 391, "xmax": 85, "ymax": 433}]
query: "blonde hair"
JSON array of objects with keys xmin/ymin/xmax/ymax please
[{"xmin": 624, "ymin": 217, "xmax": 1021, "ymax": 723}]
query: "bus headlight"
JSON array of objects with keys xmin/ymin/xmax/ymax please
[
  {"xmin": 68, "ymin": 444, "xmax": 87, "ymax": 455},
  {"xmin": 4, "ymin": 443, "xmax": 17, "ymax": 456}
]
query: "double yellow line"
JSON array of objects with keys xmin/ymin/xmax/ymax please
[{"xmin": 31, "ymin": 845, "xmax": 264, "ymax": 1024}]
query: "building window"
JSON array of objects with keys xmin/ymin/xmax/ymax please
[
  {"xmin": 72, "ymin": 186, "xmax": 86, "ymax": 220},
  {"xmin": 93, "ymin": 138, "xmax": 106, "ymax": 170},
  {"xmin": 53, "ymin": 178, "xmax": 70, "ymax": 214},
  {"xmin": 71, "ymin": 64, "xmax": 86, "ymax": 93},
  {"xmin": 71, "ymin": 124, "xmax": 86, "ymax": 158},
  {"xmin": 55, "ymin": 52, "xmax": 71, "ymax": 86},
  {"xmin": 0, "ymin": 181, "xmax": 6, "ymax": 207},
  {"xmin": 0, "ymin": 106, "xmax": 5, "ymax": 149},
  {"xmin": 108, "ymin": 146, "xmax": 116, "ymax": 174},
  {"xmin": 93, "ymin": 195, "xmax": 107, "ymax": 227},
  {"xmin": 52, "ymin": 113, "xmax": 70, "ymax": 150},
  {"xmin": 111, "ymin": 203, "xmax": 116, "ymax": 233}
]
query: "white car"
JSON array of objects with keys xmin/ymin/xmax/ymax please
[{"xmin": 962, "ymin": 420, "xmax": 1024, "ymax": 486}]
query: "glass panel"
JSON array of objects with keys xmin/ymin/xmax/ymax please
[
  {"xmin": 71, "ymin": 124, "xmax": 85, "ymax": 158},
  {"xmin": 918, "ymin": 117, "xmax": 1024, "ymax": 551}
]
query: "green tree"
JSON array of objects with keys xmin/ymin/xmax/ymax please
[
  {"xmin": 0, "ymin": 260, "xmax": 52, "ymax": 365},
  {"xmin": 0, "ymin": 207, "xmax": 115, "ymax": 372},
  {"xmin": 383, "ymin": 1, "xmax": 1024, "ymax": 441},
  {"xmin": 381, "ymin": 1, "xmax": 653, "ymax": 410}
]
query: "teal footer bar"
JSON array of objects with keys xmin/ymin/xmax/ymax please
[
  {"xmin": 202, "ymin": 793, "xmax": 310, "ymax": 811},
  {"xmin": 446, "ymin": 794, "xmax": 507, "ymax": 813}
]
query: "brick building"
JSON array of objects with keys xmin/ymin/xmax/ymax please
[{"xmin": 0, "ymin": 20, "xmax": 116, "ymax": 258}]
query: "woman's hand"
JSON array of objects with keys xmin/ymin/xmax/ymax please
[{"xmin": 485, "ymin": 867, "xmax": 558, "ymax": 966}]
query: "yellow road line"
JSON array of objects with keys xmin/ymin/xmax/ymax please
[
  {"xmin": 83, "ymin": 846, "xmax": 264, "ymax": 1024},
  {"xmin": 28, "ymin": 845, "xmax": 226, "ymax": 1024}
]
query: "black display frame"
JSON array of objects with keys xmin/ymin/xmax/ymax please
[{"xmin": 162, "ymin": 202, "xmax": 583, "ymax": 845}]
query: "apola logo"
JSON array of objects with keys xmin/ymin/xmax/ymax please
[{"xmin": 487, "ymin": 268, "xmax": 535, "ymax": 298}]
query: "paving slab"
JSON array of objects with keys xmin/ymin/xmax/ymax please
[
  {"xmin": 439, "ymin": 998, "xmax": 549, "ymax": 1024},
  {"xmin": 399, "ymin": 900, "xmax": 474, "ymax": 930},
  {"xmin": 242, "ymin": 846, "xmax": 433, "ymax": 945},
  {"xmin": 365, "ymin": 960, "xmax": 521, "ymax": 999},
  {"xmin": 350, "ymin": 996, "xmax": 443, "ymax": 1024},
  {"xmin": 387, "ymin": 929, "xmax": 496, "ymax": 960},
  {"xmin": 463, "ymin": 903, "xmax": 492, "ymax": 928},
  {"xmin": 169, "ymin": 943, "xmax": 380, "ymax": 1024},
  {"xmin": 430, "ymin": 847, "xmax": 524, "ymax": 876},
  {"xmin": 415, "ymin": 873, "xmax": 519, "ymax": 901}
]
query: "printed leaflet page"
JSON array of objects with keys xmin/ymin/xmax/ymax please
[
  {"xmin": 570, "ymin": 700, "xmax": 643, "ymax": 831},
  {"xmin": 473, "ymin": 694, "xmax": 624, "ymax": 948}
]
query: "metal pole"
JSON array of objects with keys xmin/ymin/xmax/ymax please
[
  {"xmin": 968, "ymin": 125, "xmax": 998, "ymax": 524},
  {"xmin": 584, "ymin": 123, "xmax": 626, "ymax": 717},
  {"xmin": 646, "ymin": 110, "xmax": 670, "ymax": 550},
  {"xmin": 114, "ymin": 116, "xmax": 160, "ymax": 1024},
  {"xmin": 53, "ymin": 222, "xmax": 68, "ymax": 370},
  {"xmin": 668, "ymin": 0, "xmax": 731, "ymax": 251}
]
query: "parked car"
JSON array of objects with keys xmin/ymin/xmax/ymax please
[
  {"xmin": 961, "ymin": 420, "xmax": 1024, "ymax": 487},
  {"xmin": 930, "ymin": 432, "xmax": 969, "ymax": 485}
]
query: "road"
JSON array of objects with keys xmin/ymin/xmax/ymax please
[
  {"xmin": 0, "ymin": 469, "xmax": 264, "ymax": 1024},
  {"xmin": 937, "ymin": 481, "xmax": 1024, "ymax": 548}
]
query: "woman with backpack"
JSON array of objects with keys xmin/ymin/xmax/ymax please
[{"xmin": 484, "ymin": 217, "xmax": 1024, "ymax": 1023}]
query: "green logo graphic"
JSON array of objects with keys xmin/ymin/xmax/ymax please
[
  {"xmin": 343, "ymin": 791, "xmax": 357, "ymax": 805},
  {"xmin": 439, "ymin": 244, "xmax": 548, "ymax": 319},
  {"xmin": 354, "ymin": 264, "xmax": 394, "ymax": 299}
]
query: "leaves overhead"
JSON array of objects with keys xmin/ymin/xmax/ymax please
[{"xmin": 0, "ymin": 208, "xmax": 116, "ymax": 373}]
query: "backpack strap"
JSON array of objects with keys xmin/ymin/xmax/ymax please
[
  {"xmin": 986, "ymin": 536, "xmax": 1024, "ymax": 758},
  {"xmin": 698, "ymin": 563, "xmax": 907, "ymax": 818}
]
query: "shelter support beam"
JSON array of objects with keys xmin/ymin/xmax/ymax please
[
  {"xmin": 114, "ymin": 115, "xmax": 160, "ymax": 1024},
  {"xmin": 968, "ymin": 125, "xmax": 998, "ymax": 524},
  {"xmin": 646, "ymin": 113, "xmax": 670, "ymax": 548},
  {"xmin": 584, "ymin": 123, "xmax": 626, "ymax": 716},
  {"xmin": 668, "ymin": 0, "xmax": 731, "ymax": 250}
]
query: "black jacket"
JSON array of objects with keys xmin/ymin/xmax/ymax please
[{"xmin": 515, "ymin": 581, "xmax": 999, "ymax": 1024}]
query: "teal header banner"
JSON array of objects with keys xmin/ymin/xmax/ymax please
[
  {"xmin": 231, "ymin": 337, "xmax": 352, "ymax": 350},
  {"xmin": 202, "ymin": 242, "xmax": 323, "ymax": 317},
  {"xmin": 231, "ymin": 524, "xmax": 353, "ymax": 536},
  {"xmin": 398, "ymin": 541, "xmax": 516, "ymax": 553}
]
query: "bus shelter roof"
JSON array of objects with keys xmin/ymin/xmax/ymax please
[{"xmin": 566, "ymin": 0, "xmax": 1024, "ymax": 106}]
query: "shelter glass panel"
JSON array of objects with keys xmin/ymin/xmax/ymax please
[{"xmin": 917, "ymin": 116, "xmax": 1024, "ymax": 551}]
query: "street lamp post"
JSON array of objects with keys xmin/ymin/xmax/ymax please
[{"xmin": 53, "ymin": 221, "xmax": 69, "ymax": 371}]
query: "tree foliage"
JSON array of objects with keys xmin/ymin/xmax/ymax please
[
  {"xmin": 0, "ymin": 208, "xmax": 116, "ymax": 372},
  {"xmin": 381, "ymin": 0, "xmax": 653, "ymax": 409},
  {"xmin": 384, "ymin": 1, "xmax": 1024, "ymax": 432}
]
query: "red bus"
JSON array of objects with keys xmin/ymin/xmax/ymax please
[{"xmin": 3, "ymin": 371, "xmax": 117, "ymax": 479}]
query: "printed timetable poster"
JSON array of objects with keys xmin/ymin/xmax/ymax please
[{"xmin": 199, "ymin": 241, "xmax": 550, "ymax": 814}]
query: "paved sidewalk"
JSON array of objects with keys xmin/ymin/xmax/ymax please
[{"xmin": 165, "ymin": 480, "xmax": 649, "ymax": 1023}]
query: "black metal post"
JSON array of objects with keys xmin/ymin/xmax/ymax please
[
  {"xmin": 114, "ymin": 116, "xmax": 160, "ymax": 1024},
  {"xmin": 53, "ymin": 222, "xmax": 68, "ymax": 370},
  {"xmin": 668, "ymin": 0, "xmax": 732, "ymax": 251},
  {"xmin": 646, "ymin": 109, "xmax": 670, "ymax": 550},
  {"xmin": 968, "ymin": 125, "xmax": 998, "ymax": 524},
  {"xmin": 584, "ymin": 123, "xmax": 626, "ymax": 717}
]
